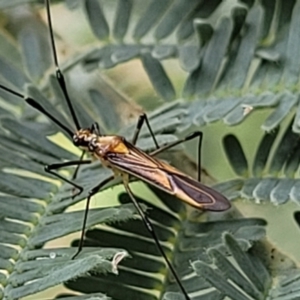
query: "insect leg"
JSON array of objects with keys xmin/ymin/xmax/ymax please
[
  {"xmin": 91, "ymin": 122, "xmax": 101, "ymax": 135},
  {"xmin": 71, "ymin": 151, "xmax": 86, "ymax": 180},
  {"xmin": 45, "ymin": 160, "xmax": 91, "ymax": 196},
  {"xmin": 72, "ymin": 175, "xmax": 115, "ymax": 259},
  {"xmin": 123, "ymin": 181, "xmax": 190, "ymax": 300},
  {"xmin": 131, "ymin": 113, "xmax": 159, "ymax": 148},
  {"xmin": 150, "ymin": 131, "xmax": 203, "ymax": 181}
]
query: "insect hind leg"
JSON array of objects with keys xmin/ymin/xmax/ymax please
[{"xmin": 123, "ymin": 180, "xmax": 190, "ymax": 300}]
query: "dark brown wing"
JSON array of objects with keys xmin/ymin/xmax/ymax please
[{"xmin": 106, "ymin": 142, "xmax": 231, "ymax": 211}]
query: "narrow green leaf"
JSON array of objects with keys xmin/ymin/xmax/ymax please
[
  {"xmin": 224, "ymin": 95, "xmax": 256, "ymax": 125},
  {"xmin": 113, "ymin": 0, "xmax": 133, "ymax": 41},
  {"xmin": 162, "ymin": 292, "xmax": 185, "ymax": 300},
  {"xmin": 241, "ymin": 178, "xmax": 260, "ymax": 199},
  {"xmin": 85, "ymin": 228, "xmax": 169, "ymax": 257},
  {"xmin": 0, "ymin": 145, "xmax": 46, "ymax": 176},
  {"xmin": 66, "ymin": 276, "xmax": 158, "ymax": 300},
  {"xmin": 154, "ymin": 0, "xmax": 200, "ymax": 40},
  {"xmin": 269, "ymin": 117, "xmax": 299, "ymax": 175},
  {"xmin": 133, "ymin": 0, "xmax": 172, "ymax": 40},
  {"xmin": 0, "ymin": 134, "xmax": 57, "ymax": 165},
  {"xmin": 284, "ymin": 143, "xmax": 300, "ymax": 176},
  {"xmin": 0, "ymin": 257, "xmax": 14, "ymax": 271},
  {"xmin": 0, "ymin": 57, "xmax": 28, "ymax": 90},
  {"xmin": 292, "ymin": 98, "xmax": 300, "ymax": 132},
  {"xmin": 283, "ymin": 0, "xmax": 300, "ymax": 84},
  {"xmin": 0, "ymin": 172, "xmax": 54, "ymax": 199},
  {"xmin": 0, "ymin": 219, "xmax": 31, "ymax": 235},
  {"xmin": 54, "ymin": 293, "xmax": 111, "ymax": 300},
  {"xmin": 1, "ymin": 118, "xmax": 75, "ymax": 161},
  {"xmin": 88, "ymin": 89, "xmax": 120, "ymax": 131},
  {"xmin": 208, "ymin": 248, "xmax": 264, "ymax": 300},
  {"xmin": 223, "ymin": 135, "xmax": 248, "ymax": 177},
  {"xmin": 195, "ymin": 18, "xmax": 233, "ymax": 94},
  {"xmin": 192, "ymin": 261, "xmax": 249, "ymax": 300},
  {"xmin": 252, "ymin": 127, "xmax": 279, "ymax": 177},
  {"xmin": 84, "ymin": 0, "xmax": 109, "ymax": 40},
  {"xmin": 253, "ymin": 178, "xmax": 278, "ymax": 202},
  {"xmin": 178, "ymin": 44, "xmax": 200, "ymax": 72},
  {"xmin": 270, "ymin": 178, "xmax": 295, "ymax": 205},
  {"xmin": 118, "ymin": 251, "xmax": 164, "ymax": 273},
  {"xmin": 205, "ymin": 98, "xmax": 241, "ymax": 123},
  {"xmin": 290, "ymin": 180, "xmax": 300, "ymax": 204},
  {"xmin": 212, "ymin": 179, "xmax": 243, "ymax": 200},
  {"xmin": 262, "ymin": 92, "xmax": 297, "ymax": 131},
  {"xmin": 0, "ymin": 244, "xmax": 19, "ymax": 260},
  {"xmin": 141, "ymin": 53, "xmax": 175, "ymax": 101},
  {"xmin": 30, "ymin": 204, "xmax": 140, "ymax": 246},
  {"xmin": 7, "ymin": 255, "xmax": 122, "ymax": 299},
  {"xmin": 0, "ymin": 231, "xmax": 26, "ymax": 246},
  {"xmin": 221, "ymin": 4, "xmax": 264, "ymax": 89},
  {"xmin": 18, "ymin": 23, "xmax": 51, "ymax": 81},
  {"xmin": 224, "ymin": 234, "xmax": 266, "ymax": 293}
]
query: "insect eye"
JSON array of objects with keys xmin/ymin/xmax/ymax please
[{"xmin": 73, "ymin": 136, "xmax": 80, "ymax": 146}]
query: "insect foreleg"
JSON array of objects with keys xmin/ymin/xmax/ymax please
[
  {"xmin": 71, "ymin": 151, "xmax": 86, "ymax": 180},
  {"xmin": 45, "ymin": 159, "xmax": 92, "ymax": 196},
  {"xmin": 72, "ymin": 175, "xmax": 115, "ymax": 259},
  {"xmin": 150, "ymin": 131, "xmax": 203, "ymax": 181},
  {"xmin": 131, "ymin": 113, "xmax": 159, "ymax": 148},
  {"xmin": 91, "ymin": 122, "xmax": 101, "ymax": 135}
]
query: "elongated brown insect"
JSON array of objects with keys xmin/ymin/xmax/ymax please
[
  {"xmin": 73, "ymin": 130, "xmax": 230, "ymax": 212},
  {"xmin": 0, "ymin": 1, "xmax": 231, "ymax": 299}
]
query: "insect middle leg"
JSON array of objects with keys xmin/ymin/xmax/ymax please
[
  {"xmin": 131, "ymin": 113, "xmax": 159, "ymax": 148},
  {"xmin": 132, "ymin": 114, "xmax": 203, "ymax": 181},
  {"xmin": 150, "ymin": 131, "xmax": 203, "ymax": 181},
  {"xmin": 72, "ymin": 174, "xmax": 114, "ymax": 259}
]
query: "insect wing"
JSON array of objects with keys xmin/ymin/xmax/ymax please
[
  {"xmin": 167, "ymin": 172, "xmax": 231, "ymax": 211},
  {"xmin": 106, "ymin": 143, "xmax": 231, "ymax": 211}
]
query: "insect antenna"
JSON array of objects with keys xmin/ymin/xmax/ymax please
[
  {"xmin": 0, "ymin": 84, "xmax": 74, "ymax": 138},
  {"xmin": 45, "ymin": 0, "xmax": 81, "ymax": 131}
]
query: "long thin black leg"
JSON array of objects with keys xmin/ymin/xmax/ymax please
[
  {"xmin": 91, "ymin": 122, "xmax": 101, "ymax": 135},
  {"xmin": 72, "ymin": 175, "xmax": 115, "ymax": 259},
  {"xmin": 150, "ymin": 131, "xmax": 203, "ymax": 181},
  {"xmin": 45, "ymin": 159, "xmax": 91, "ymax": 195},
  {"xmin": 71, "ymin": 151, "xmax": 86, "ymax": 180},
  {"xmin": 131, "ymin": 113, "xmax": 159, "ymax": 149},
  {"xmin": 123, "ymin": 180, "xmax": 190, "ymax": 300}
]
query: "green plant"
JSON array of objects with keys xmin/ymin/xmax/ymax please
[{"xmin": 0, "ymin": 0, "xmax": 300, "ymax": 299}]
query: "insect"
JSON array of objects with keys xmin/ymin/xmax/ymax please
[{"xmin": 0, "ymin": 1, "xmax": 231, "ymax": 299}]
